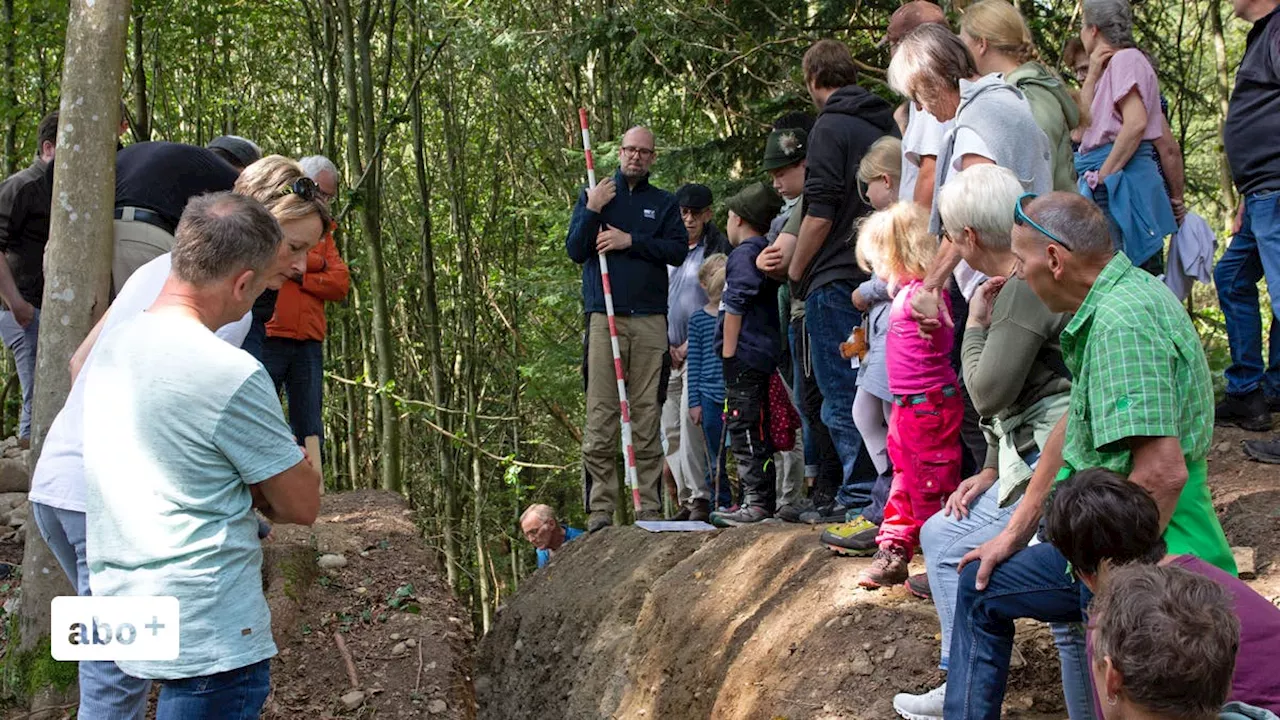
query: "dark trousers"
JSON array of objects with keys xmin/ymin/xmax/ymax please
[
  {"xmin": 724, "ymin": 360, "xmax": 775, "ymax": 510},
  {"xmin": 242, "ymin": 319, "xmax": 267, "ymax": 362},
  {"xmin": 948, "ymin": 282, "xmax": 990, "ymax": 474},
  {"xmin": 262, "ymin": 337, "xmax": 325, "ymax": 444},
  {"xmin": 789, "ymin": 318, "xmax": 843, "ymax": 500}
]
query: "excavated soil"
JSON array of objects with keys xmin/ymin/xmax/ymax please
[{"xmin": 476, "ymin": 426, "xmax": 1280, "ymax": 720}]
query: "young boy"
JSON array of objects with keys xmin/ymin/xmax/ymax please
[{"xmin": 710, "ymin": 182, "xmax": 785, "ymax": 527}]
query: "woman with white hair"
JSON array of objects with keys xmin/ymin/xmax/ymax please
[
  {"xmin": 892, "ymin": 166, "xmax": 1090, "ymax": 720},
  {"xmin": 1074, "ymin": 0, "xmax": 1178, "ymax": 273}
]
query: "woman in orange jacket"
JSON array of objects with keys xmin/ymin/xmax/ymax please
[{"xmin": 262, "ymin": 156, "xmax": 350, "ymax": 450}]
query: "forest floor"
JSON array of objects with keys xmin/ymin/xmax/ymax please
[{"xmin": 475, "ymin": 425, "xmax": 1280, "ymax": 720}]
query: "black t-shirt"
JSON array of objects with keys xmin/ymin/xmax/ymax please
[
  {"xmin": 115, "ymin": 142, "xmax": 240, "ymax": 230},
  {"xmin": 0, "ymin": 161, "xmax": 53, "ymax": 307},
  {"xmin": 1224, "ymin": 6, "xmax": 1280, "ymax": 196}
]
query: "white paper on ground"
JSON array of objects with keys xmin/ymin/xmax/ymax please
[{"xmin": 635, "ymin": 520, "xmax": 717, "ymax": 533}]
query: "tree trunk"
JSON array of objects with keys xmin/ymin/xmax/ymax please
[
  {"xmin": 2, "ymin": 0, "xmax": 16, "ymax": 176},
  {"xmin": 1208, "ymin": 0, "xmax": 1237, "ymax": 232},
  {"xmin": 17, "ymin": 0, "xmax": 130, "ymax": 715},
  {"xmin": 132, "ymin": 4, "xmax": 150, "ymax": 141}
]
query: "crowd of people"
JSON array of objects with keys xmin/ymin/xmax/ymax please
[{"xmin": 546, "ymin": 0, "xmax": 1280, "ymax": 717}]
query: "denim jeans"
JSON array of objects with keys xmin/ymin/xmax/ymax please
[
  {"xmin": 804, "ymin": 280, "xmax": 873, "ymax": 509},
  {"xmin": 31, "ymin": 502, "xmax": 151, "ymax": 720},
  {"xmin": 700, "ymin": 395, "xmax": 732, "ymax": 508},
  {"xmin": 789, "ymin": 319, "xmax": 842, "ymax": 499},
  {"xmin": 1215, "ymin": 189, "xmax": 1280, "ymax": 398},
  {"xmin": 262, "ymin": 337, "xmax": 325, "ymax": 443},
  {"xmin": 944, "ymin": 541, "xmax": 1097, "ymax": 720},
  {"xmin": 241, "ymin": 318, "xmax": 267, "ymax": 362},
  {"xmin": 0, "ymin": 307, "xmax": 39, "ymax": 439},
  {"xmin": 156, "ymin": 659, "xmax": 271, "ymax": 720}
]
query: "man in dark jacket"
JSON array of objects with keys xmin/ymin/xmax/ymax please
[
  {"xmin": 565, "ymin": 126, "xmax": 689, "ymax": 532},
  {"xmin": 787, "ymin": 39, "xmax": 899, "ymax": 520},
  {"xmin": 0, "ymin": 111, "xmax": 57, "ymax": 444}
]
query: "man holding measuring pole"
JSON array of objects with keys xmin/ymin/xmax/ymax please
[{"xmin": 566, "ymin": 125, "xmax": 689, "ymax": 532}]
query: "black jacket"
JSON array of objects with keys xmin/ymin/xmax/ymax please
[
  {"xmin": 0, "ymin": 160, "xmax": 52, "ymax": 308},
  {"xmin": 798, "ymin": 85, "xmax": 898, "ymax": 298},
  {"xmin": 565, "ymin": 170, "xmax": 688, "ymax": 315}
]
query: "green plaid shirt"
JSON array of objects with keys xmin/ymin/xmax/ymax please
[{"xmin": 1060, "ymin": 254, "xmax": 1214, "ymax": 472}]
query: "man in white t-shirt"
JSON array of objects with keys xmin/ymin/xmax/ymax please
[{"xmin": 28, "ymin": 194, "xmax": 310, "ymax": 719}]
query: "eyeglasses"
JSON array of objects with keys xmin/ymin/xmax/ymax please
[
  {"xmin": 278, "ymin": 177, "xmax": 320, "ymax": 202},
  {"xmin": 621, "ymin": 146, "xmax": 655, "ymax": 158},
  {"xmin": 1014, "ymin": 193, "xmax": 1073, "ymax": 250}
]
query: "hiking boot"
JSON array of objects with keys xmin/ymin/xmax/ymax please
[
  {"xmin": 587, "ymin": 511, "xmax": 613, "ymax": 533},
  {"xmin": 636, "ymin": 510, "xmax": 663, "ymax": 522},
  {"xmin": 775, "ymin": 498, "xmax": 815, "ymax": 523},
  {"xmin": 689, "ymin": 498, "xmax": 712, "ymax": 523},
  {"xmin": 893, "ymin": 682, "xmax": 946, "ymax": 720},
  {"xmin": 1243, "ymin": 437, "xmax": 1280, "ymax": 464},
  {"xmin": 1215, "ymin": 390, "xmax": 1272, "ymax": 432},
  {"xmin": 710, "ymin": 504, "xmax": 772, "ymax": 527},
  {"xmin": 858, "ymin": 545, "xmax": 910, "ymax": 589},
  {"xmin": 905, "ymin": 573, "xmax": 931, "ymax": 601},
  {"xmin": 821, "ymin": 516, "xmax": 879, "ymax": 556},
  {"xmin": 799, "ymin": 501, "xmax": 852, "ymax": 525},
  {"xmin": 670, "ymin": 506, "xmax": 693, "ymax": 521}
]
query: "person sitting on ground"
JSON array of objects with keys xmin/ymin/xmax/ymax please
[
  {"xmin": 1045, "ymin": 468, "xmax": 1280, "ymax": 714},
  {"xmin": 520, "ymin": 504, "xmax": 584, "ymax": 569},
  {"xmin": 1089, "ymin": 563, "xmax": 1279, "ymax": 720},
  {"xmin": 80, "ymin": 192, "xmax": 321, "ymax": 718},
  {"xmin": 822, "ymin": 136, "xmax": 902, "ymax": 556},
  {"xmin": 959, "ymin": 0, "xmax": 1080, "ymax": 192},
  {"xmin": 893, "ymin": 165, "xmax": 1077, "ymax": 719},
  {"xmin": 709, "ymin": 182, "xmax": 785, "ymax": 526},
  {"xmin": 686, "ymin": 254, "xmax": 731, "ymax": 510},
  {"xmin": 939, "ymin": 192, "xmax": 1234, "ymax": 720},
  {"xmin": 850, "ymin": 202, "xmax": 962, "ymax": 589}
]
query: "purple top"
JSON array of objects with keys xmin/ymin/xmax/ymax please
[
  {"xmin": 1171, "ymin": 555, "xmax": 1280, "ymax": 714},
  {"xmin": 1079, "ymin": 49, "xmax": 1165, "ymax": 154},
  {"xmin": 886, "ymin": 280, "xmax": 957, "ymax": 395}
]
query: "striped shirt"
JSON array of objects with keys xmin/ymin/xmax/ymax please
[{"xmin": 685, "ymin": 308, "xmax": 724, "ymax": 407}]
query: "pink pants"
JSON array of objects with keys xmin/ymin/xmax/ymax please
[{"xmin": 876, "ymin": 386, "xmax": 964, "ymax": 559}]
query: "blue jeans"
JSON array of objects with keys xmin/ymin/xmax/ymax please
[
  {"xmin": 31, "ymin": 502, "xmax": 151, "ymax": 720},
  {"xmin": 944, "ymin": 541, "xmax": 1096, "ymax": 720},
  {"xmin": 262, "ymin": 337, "xmax": 325, "ymax": 443},
  {"xmin": 156, "ymin": 659, "xmax": 271, "ymax": 720},
  {"xmin": 1215, "ymin": 189, "xmax": 1280, "ymax": 398},
  {"xmin": 700, "ymin": 396, "xmax": 732, "ymax": 508},
  {"xmin": 241, "ymin": 318, "xmax": 267, "ymax": 362},
  {"xmin": 788, "ymin": 323, "xmax": 817, "ymax": 476},
  {"xmin": 804, "ymin": 281, "xmax": 873, "ymax": 509},
  {"xmin": 0, "ymin": 307, "xmax": 39, "ymax": 439}
]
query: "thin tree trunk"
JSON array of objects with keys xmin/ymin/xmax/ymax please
[
  {"xmin": 18, "ymin": 1, "xmax": 130, "ymax": 715},
  {"xmin": 2, "ymin": 0, "xmax": 16, "ymax": 176},
  {"xmin": 1208, "ymin": 0, "xmax": 1237, "ymax": 232},
  {"xmin": 131, "ymin": 5, "xmax": 150, "ymax": 141}
]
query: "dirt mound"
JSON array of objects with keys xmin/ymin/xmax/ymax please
[{"xmin": 477, "ymin": 427, "xmax": 1280, "ymax": 720}]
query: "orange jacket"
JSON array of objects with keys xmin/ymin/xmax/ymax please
[{"xmin": 266, "ymin": 232, "xmax": 350, "ymax": 341}]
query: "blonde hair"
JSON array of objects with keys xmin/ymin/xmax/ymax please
[
  {"xmin": 857, "ymin": 136, "xmax": 903, "ymax": 186},
  {"xmin": 856, "ymin": 203, "xmax": 935, "ymax": 284},
  {"xmin": 233, "ymin": 154, "xmax": 332, "ymax": 227},
  {"xmin": 699, "ymin": 253, "xmax": 727, "ymax": 302},
  {"xmin": 960, "ymin": 0, "xmax": 1038, "ymax": 64}
]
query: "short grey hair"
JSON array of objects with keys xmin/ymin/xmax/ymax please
[
  {"xmin": 171, "ymin": 192, "xmax": 282, "ymax": 285},
  {"xmin": 938, "ymin": 165, "xmax": 1025, "ymax": 251},
  {"xmin": 299, "ymin": 155, "xmax": 340, "ymax": 183},
  {"xmin": 519, "ymin": 504, "xmax": 557, "ymax": 526},
  {"xmin": 1091, "ymin": 564, "xmax": 1238, "ymax": 717},
  {"xmin": 1022, "ymin": 192, "xmax": 1115, "ymax": 257},
  {"xmin": 887, "ymin": 24, "xmax": 979, "ymax": 101},
  {"xmin": 1083, "ymin": 0, "xmax": 1136, "ymax": 49}
]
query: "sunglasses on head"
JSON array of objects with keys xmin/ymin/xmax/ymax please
[
  {"xmin": 278, "ymin": 176, "xmax": 320, "ymax": 202},
  {"xmin": 1014, "ymin": 192, "xmax": 1073, "ymax": 251}
]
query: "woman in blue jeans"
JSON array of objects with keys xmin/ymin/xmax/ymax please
[{"xmin": 893, "ymin": 166, "xmax": 1092, "ymax": 719}]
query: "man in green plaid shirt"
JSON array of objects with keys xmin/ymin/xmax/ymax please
[{"xmin": 934, "ymin": 192, "xmax": 1235, "ymax": 719}]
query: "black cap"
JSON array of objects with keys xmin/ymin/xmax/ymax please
[
  {"xmin": 675, "ymin": 183, "xmax": 713, "ymax": 210},
  {"xmin": 207, "ymin": 136, "xmax": 262, "ymax": 169}
]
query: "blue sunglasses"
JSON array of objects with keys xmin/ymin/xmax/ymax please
[{"xmin": 1014, "ymin": 193, "xmax": 1073, "ymax": 250}]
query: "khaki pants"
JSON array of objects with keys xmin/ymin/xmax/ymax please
[
  {"xmin": 113, "ymin": 212, "xmax": 175, "ymax": 296},
  {"xmin": 583, "ymin": 313, "xmax": 666, "ymax": 514},
  {"xmin": 662, "ymin": 365, "xmax": 709, "ymax": 507}
]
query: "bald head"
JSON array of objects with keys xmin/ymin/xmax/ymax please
[
  {"xmin": 619, "ymin": 126, "xmax": 657, "ymax": 181},
  {"xmin": 1024, "ymin": 192, "xmax": 1114, "ymax": 258}
]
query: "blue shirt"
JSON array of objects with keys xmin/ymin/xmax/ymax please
[
  {"xmin": 686, "ymin": 307, "xmax": 724, "ymax": 407},
  {"xmin": 82, "ymin": 312, "xmax": 303, "ymax": 679},
  {"xmin": 536, "ymin": 527, "xmax": 584, "ymax": 568},
  {"xmin": 716, "ymin": 235, "xmax": 782, "ymax": 373},
  {"xmin": 667, "ymin": 241, "xmax": 708, "ymax": 346}
]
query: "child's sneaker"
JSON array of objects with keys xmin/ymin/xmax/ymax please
[
  {"xmin": 820, "ymin": 516, "xmax": 878, "ymax": 556},
  {"xmin": 858, "ymin": 545, "xmax": 910, "ymax": 588},
  {"xmin": 905, "ymin": 572, "xmax": 931, "ymax": 600}
]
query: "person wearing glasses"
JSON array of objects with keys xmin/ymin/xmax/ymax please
[
  {"xmin": 262, "ymin": 155, "xmax": 350, "ymax": 479},
  {"xmin": 935, "ymin": 191, "xmax": 1233, "ymax": 720},
  {"xmin": 565, "ymin": 126, "xmax": 689, "ymax": 532},
  {"xmin": 520, "ymin": 504, "xmax": 584, "ymax": 569}
]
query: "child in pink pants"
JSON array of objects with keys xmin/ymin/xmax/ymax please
[{"xmin": 853, "ymin": 202, "xmax": 963, "ymax": 589}]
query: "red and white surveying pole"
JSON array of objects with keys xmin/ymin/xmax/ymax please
[{"xmin": 579, "ymin": 107, "xmax": 642, "ymax": 513}]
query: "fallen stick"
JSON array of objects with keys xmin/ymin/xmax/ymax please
[
  {"xmin": 414, "ymin": 636, "xmax": 425, "ymax": 693},
  {"xmin": 334, "ymin": 631, "xmax": 361, "ymax": 689}
]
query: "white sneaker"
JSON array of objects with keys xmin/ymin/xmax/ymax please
[{"xmin": 893, "ymin": 682, "xmax": 946, "ymax": 720}]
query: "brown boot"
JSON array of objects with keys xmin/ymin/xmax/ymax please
[
  {"xmin": 858, "ymin": 545, "xmax": 910, "ymax": 589},
  {"xmin": 688, "ymin": 498, "xmax": 711, "ymax": 522},
  {"xmin": 670, "ymin": 505, "xmax": 693, "ymax": 521}
]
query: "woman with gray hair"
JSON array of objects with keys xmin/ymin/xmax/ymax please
[
  {"xmin": 893, "ymin": 166, "xmax": 1089, "ymax": 720},
  {"xmin": 1074, "ymin": 0, "xmax": 1179, "ymax": 273}
]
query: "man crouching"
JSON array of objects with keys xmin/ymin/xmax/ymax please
[{"xmin": 81, "ymin": 191, "xmax": 320, "ymax": 718}]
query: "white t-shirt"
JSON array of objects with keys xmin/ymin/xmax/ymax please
[
  {"xmin": 28, "ymin": 254, "xmax": 253, "ymax": 513},
  {"xmin": 940, "ymin": 127, "xmax": 995, "ymax": 302},
  {"xmin": 899, "ymin": 104, "xmax": 950, "ymax": 203}
]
